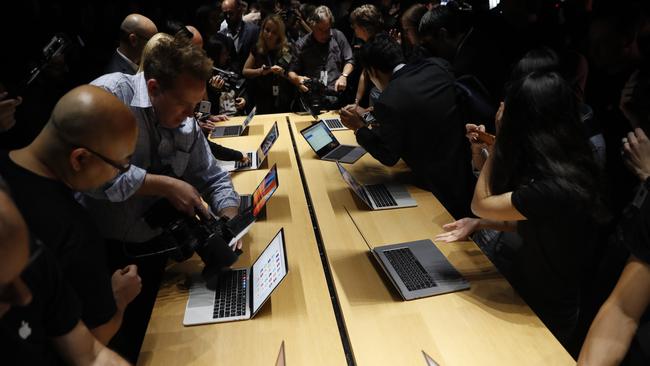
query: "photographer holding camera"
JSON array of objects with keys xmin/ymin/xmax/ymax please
[
  {"xmin": 205, "ymin": 33, "xmax": 248, "ymax": 116},
  {"xmin": 82, "ymin": 35, "xmax": 241, "ymax": 361}
]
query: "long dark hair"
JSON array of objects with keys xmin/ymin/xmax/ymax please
[{"xmin": 489, "ymin": 72, "xmax": 604, "ymax": 217}]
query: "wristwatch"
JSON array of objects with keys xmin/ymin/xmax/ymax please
[{"xmin": 341, "ymin": 73, "xmax": 349, "ymax": 78}]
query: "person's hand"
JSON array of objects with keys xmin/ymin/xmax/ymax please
[
  {"xmin": 623, "ymin": 128, "xmax": 650, "ymax": 181},
  {"xmin": 297, "ymin": 76, "xmax": 309, "ymax": 93},
  {"xmin": 335, "ymin": 75, "xmax": 347, "ymax": 92},
  {"xmin": 495, "ymin": 101, "xmax": 504, "ymax": 133},
  {"xmin": 389, "ymin": 28, "xmax": 401, "ymax": 45},
  {"xmin": 233, "ymin": 239, "xmax": 243, "ymax": 251},
  {"xmin": 164, "ymin": 177, "xmax": 210, "ymax": 218},
  {"xmin": 235, "ymin": 97, "xmax": 246, "ymax": 110},
  {"xmin": 111, "ymin": 265, "xmax": 142, "ymax": 311},
  {"xmin": 340, "ymin": 104, "xmax": 365, "ymax": 131},
  {"xmin": 198, "ymin": 120, "xmax": 217, "ymax": 134},
  {"xmin": 620, "ymin": 70, "xmax": 641, "ymax": 128},
  {"xmin": 218, "ymin": 206, "xmax": 239, "ymax": 220},
  {"xmin": 0, "ymin": 92, "xmax": 22, "ymax": 132},
  {"xmin": 208, "ymin": 114, "xmax": 229, "ymax": 122},
  {"xmin": 270, "ymin": 65, "xmax": 284, "ymax": 75},
  {"xmin": 209, "ymin": 75, "xmax": 226, "ymax": 90},
  {"xmin": 434, "ymin": 218, "xmax": 481, "ymax": 243},
  {"xmin": 466, "ymin": 123, "xmax": 489, "ymax": 150},
  {"xmin": 260, "ymin": 65, "xmax": 272, "ymax": 76},
  {"xmin": 239, "ymin": 154, "xmax": 250, "ymax": 166}
]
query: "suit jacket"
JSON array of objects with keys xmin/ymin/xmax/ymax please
[
  {"xmin": 104, "ymin": 50, "xmax": 137, "ymax": 75},
  {"xmin": 355, "ymin": 58, "xmax": 475, "ymax": 219},
  {"xmin": 220, "ymin": 21, "xmax": 259, "ymax": 74}
]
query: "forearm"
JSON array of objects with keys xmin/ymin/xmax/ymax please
[
  {"xmin": 242, "ymin": 67, "xmax": 259, "ymax": 78},
  {"xmin": 578, "ymin": 302, "xmax": 638, "ymax": 366},
  {"xmin": 476, "ymin": 219, "xmax": 517, "ymax": 232},
  {"xmin": 342, "ymin": 63, "xmax": 354, "ymax": 77},
  {"xmin": 288, "ymin": 71, "xmax": 302, "ymax": 87},
  {"xmin": 135, "ymin": 173, "xmax": 172, "ymax": 197},
  {"xmin": 471, "ymin": 155, "xmax": 525, "ymax": 221},
  {"xmin": 89, "ymin": 310, "xmax": 124, "ymax": 345},
  {"xmin": 54, "ymin": 321, "xmax": 129, "ymax": 366},
  {"xmin": 355, "ymin": 72, "xmax": 367, "ymax": 104}
]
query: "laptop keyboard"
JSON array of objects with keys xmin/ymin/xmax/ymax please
[
  {"xmin": 365, "ymin": 184, "xmax": 397, "ymax": 208},
  {"xmin": 324, "ymin": 118, "xmax": 344, "ymax": 129},
  {"xmin": 235, "ymin": 152, "xmax": 253, "ymax": 169},
  {"xmin": 327, "ymin": 145, "xmax": 355, "ymax": 160},
  {"xmin": 213, "ymin": 269, "xmax": 248, "ymax": 319},
  {"xmin": 223, "ymin": 126, "xmax": 241, "ymax": 136},
  {"xmin": 383, "ymin": 248, "xmax": 437, "ymax": 291}
]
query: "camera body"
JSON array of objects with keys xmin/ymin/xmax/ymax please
[
  {"xmin": 300, "ymin": 78, "xmax": 342, "ymax": 117},
  {"xmin": 144, "ymin": 200, "xmax": 239, "ymax": 290},
  {"xmin": 212, "ymin": 67, "xmax": 246, "ymax": 95}
]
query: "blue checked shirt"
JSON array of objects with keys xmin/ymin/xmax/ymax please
[{"xmin": 78, "ymin": 72, "xmax": 239, "ymax": 243}]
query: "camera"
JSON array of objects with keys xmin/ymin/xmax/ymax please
[
  {"xmin": 212, "ymin": 67, "xmax": 246, "ymax": 95},
  {"xmin": 142, "ymin": 200, "xmax": 240, "ymax": 290},
  {"xmin": 300, "ymin": 78, "xmax": 342, "ymax": 118}
]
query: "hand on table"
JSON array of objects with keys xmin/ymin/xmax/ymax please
[{"xmin": 434, "ymin": 218, "xmax": 481, "ymax": 243}]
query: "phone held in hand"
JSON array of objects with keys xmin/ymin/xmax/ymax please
[
  {"xmin": 196, "ymin": 100, "xmax": 212, "ymax": 121},
  {"xmin": 475, "ymin": 130, "xmax": 495, "ymax": 145}
]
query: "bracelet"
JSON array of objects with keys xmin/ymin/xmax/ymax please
[{"xmin": 341, "ymin": 73, "xmax": 349, "ymax": 78}]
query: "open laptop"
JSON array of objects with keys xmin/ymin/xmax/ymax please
[
  {"xmin": 336, "ymin": 162, "xmax": 416, "ymax": 210},
  {"xmin": 217, "ymin": 121, "xmax": 279, "ymax": 172},
  {"xmin": 183, "ymin": 228, "xmax": 289, "ymax": 325},
  {"xmin": 300, "ymin": 120, "xmax": 366, "ymax": 164},
  {"xmin": 221, "ymin": 164, "xmax": 279, "ymax": 248},
  {"xmin": 210, "ymin": 106, "xmax": 257, "ymax": 138},
  {"xmin": 345, "ymin": 207, "xmax": 469, "ymax": 301}
]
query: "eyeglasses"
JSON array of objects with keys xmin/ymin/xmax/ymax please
[{"xmin": 51, "ymin": 119, "xmax": 131, "ymax": 173}]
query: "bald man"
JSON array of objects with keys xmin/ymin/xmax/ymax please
[
  {"xmin": 186, "ymin": 25, "xmax": 204, "ymax": 48},
  {"xmin": 220, "ymin": 0, "xmax": 259, "ymax": 73},
  {"xmin": 105, "ymin": 13, "xmax": 158, "ymax": 75},
  {"xmin": 0, "ymin": 186, "xmax": 129, "ymax": 365},
  {"xmin": 0, "ymin": 85, "xmax": 142, "ymax": 346}
]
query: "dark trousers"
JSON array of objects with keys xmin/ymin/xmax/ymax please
[{"xmin": 105, "ymin": 239, "xmax": 168, "ymax": 364}]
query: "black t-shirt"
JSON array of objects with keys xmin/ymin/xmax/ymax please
[
  {"xmin": 249, "ymin": 47, "xmax": 295, "ymax": 114},
  {"xmin": 0, "ymin": 152, "xmax": 116, "ymax": 329},
  {"xmin": 511, "ymin": 178, "xmax": 598, "ymax": 339},
  {"xmin": 0, "ymin": 245, "xmax": 81, "ymax": 365}
]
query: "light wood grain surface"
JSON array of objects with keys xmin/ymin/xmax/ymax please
[{"xmin": 288, "ymin": 112, "xmax": 575, "ymax": 366}]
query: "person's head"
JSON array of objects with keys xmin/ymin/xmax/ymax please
[
  {"xmin": 308, "ymin": 6, "xmax": 334, "ymax": 44},
  {"xmin": 119, "ymin": 14, "xmax": 158, "ymax": 64},
  {"xmin": 143, "ymin": 36, "xmax": 213, "ymax": 129},
  {"xmin": 222, "ymin": 0, "xmax": 244, "ymax": 29},
  {"xmin": 350, "ymin": 4, "xmax": 384, "ymax": 42},
  {"xmin": 401, "ymin": 3, "xmax": 428, "ymax": 47},
  {"xmin": 194, "ymin": 4, "xmax": 222, "ymax": 37},
  {"xmin": 490, "ymin": 72, "xmax": 598, "ymax": 200},
  {"xmin": 205, "ymin": 33, "xmax": 236, "ymax": 68},
  {"xmin": 509, "ymin": 47, "xmax": 560, "ymax": 84},
  {"xmin": 186, "ymin": 25, "xmax": 204, "ymax": 48},
  {"xmin": 359, "ymin": 34, "xmax": 405, "ymax": 91},
  {"xmin": 0, "ymin": 185, "xmax": 32, "ymax": 319},
  {"xmin": 258, "ymin": 15, "xmax": 289, "ymax": 55},
  {"xmin": 34, "ymin": 85, "xmax": 138, "ymax": 191},
  {"xmin": 418, "ymin": 1, "xmax": 473, "ymax": 61},
  {"xmin": 138, "ymin": 33, "xmax": 174, "ymax": 73}
]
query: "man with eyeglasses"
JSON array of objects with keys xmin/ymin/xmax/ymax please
[
  {"xmin": 84, "ymin": 35, "xmax": 241, "ymax": 362},
  {"xmin": 0, "ymin": 86, "xmax": 142, "ymax": 349},
  {"xmin": 0, "ymin": 184, "xmax": 130, "ymax": 365},
  {"xmin": 105, "ymin": 13, "xmax": 158, "ymax": 75}
]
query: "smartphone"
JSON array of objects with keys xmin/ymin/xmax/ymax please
[
  {"xmin": 196, "ymin": 100, "xmax": 212, "ymax": 121},
  {"xmin": 475, "ymin": 130, "xmax": 496, "ymax": 145}
]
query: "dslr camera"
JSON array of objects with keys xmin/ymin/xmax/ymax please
[
  {"xmin": 300, "ymin": 78, "xmax": 342, "ymax": 118},
  {"xmin": 212, "ymin": 67, "xmax": 246, "ymax": 95},
  {"xmin": 142, "ymin": 200, "xmax": 240, "ymax": 290}
]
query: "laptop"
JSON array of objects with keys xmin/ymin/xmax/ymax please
[
  {"xmin": 422, "ymin": 351, "xmax": 440, "ymax": 366},
  {"xmin": 318, "ymin": 117, "xmax": 347, "ymax": 131},
  {"xmin": 183, "ymin": 228, "xmax": 289, "ymax": 325},
  {"xmin": 224, "ymin": 164, "xmax": 280, "ymax": 247},
  {"xmin": 210, "ymin": 106, "xmax": 257, "ymax": 138},
  {"xmin": 300, "ymin": 120, "xmax": 366, "ymax": 164},
  {"xmin": 217, "ymin": 121, "xmax": 279, "ymax": 172},
  {"xmin": 336, "ymin": 162, "xmax": 417, "ymax": 210},
  {"xmin": 345, "ymin": 207, "xmax": 469, "ymax": 301}
]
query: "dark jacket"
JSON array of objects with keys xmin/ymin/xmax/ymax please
[
  {"xmin": 104, "ymin": 50, "xmax": 137, "ymax": 75},
  {"xmin": 220, "ymin": 21, "xmax": 260, "ymax": 74}
]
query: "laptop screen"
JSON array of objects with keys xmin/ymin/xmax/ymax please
[
  {"xmin": 336, "ymin": 162, "xmax": 371, "ymax": 206},
  {"xmin": 252, "ymin": 164, "xmax": 279, "ymax": 217},
  {"xmin": 300, "ymin": 121, "xmax": 338, "ymax": 155},
  {"xmin": 259, "ymin": 121, "xmax": 279, "ymax": 158},
  {"xmin": 251, "ymin": 228, "xmax": 288, "ymax": 314},
  {"xmin": 241, "ymin": 106, "xmax": 257, "ymax": 129}
]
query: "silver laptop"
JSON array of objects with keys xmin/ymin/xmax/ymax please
[
  {"xmin": 217, "ymin": 121, "xmax": 279, "ymax": 172},
  {"xmin": 210, "ymin": 106, "xmax": 257, "ymax": 138},
  {"xmin": 345, "ymin": 208, "xmax": 469, "ymax": 301},
  {"xmin": 184, "ymin": 228, "xmax": 288, "ymax": 325},
  {"xmin": 300, "ymin": 120, "xmax": 366, "ymax": 164},
  {"xmin": 336, "ymin": 162, "xmax": 417, "ymax": 210},
  {"xmin": 319, "ymin": 117, "xmax": 347, "ymax": 131}
]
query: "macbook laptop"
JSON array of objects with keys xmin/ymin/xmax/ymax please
[
  {"xmin": 319, "ymin": 117, "xmax": 346, "ymax": 131},
  {"xmin": 217, "ymin": 121, "xmax": 279, "ymax": 172},
  {"xmin": 210, "ymin": 106, "xmax": 257, "ymax": 138},
  {"xmin": 224, "ymin": 164, "xmax": 279, "ymax": 247},
  {"xmin": 336, "ymin": 162, "xmax": 417, "ymax": 210},
  {"xmin": 300, "ymin": 120, "xmax": 366, "ymax": 164},
  {"xmin": 183, "ymin": 228, "xmax": 288, "ymax": 325},
  {"xmin": 345, "ymin": 207, "xmax": 469, "ymax": 301}
]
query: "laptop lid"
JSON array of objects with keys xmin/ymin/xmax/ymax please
[
  {"xmin": 256, "ymin": 121, "xmax": 280, "ymax": 164},
  {"xmin": 336, "ymin": 162, "xmax": 372, "ymax": 208},
  {"xmin": 240, "ymin": 106, "xmax": 257, "ymax": 131},
  {"xmin": 251, "ymin": 164, "xmax": 279, "ymax": 217},
  {"xmin": 249, "ymin": 228, "xmax": 288, "ymax": 316},
  {"xmin": 300, "ymin": 120, "xmax": 340, "ymax": 158}
]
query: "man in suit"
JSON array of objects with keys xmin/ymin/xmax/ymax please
[
  {"xmin": 105, "ymin": 14, "xmax": 158, "ymax": 75},
  {"xmin": 220, "ymin": 0, "xmax": 260, "ymax": 73},
  {"xmin": 340, "ymin": 35, "xmax": 474, "ymax": 219}
]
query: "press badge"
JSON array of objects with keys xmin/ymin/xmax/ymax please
[
  {"xmin": 319, "ymin": 70, "xmax": 328, "ymax": 85},
  {"xmin": 272, "ymin": 85, "xmax": 279, "ymax": 96}
]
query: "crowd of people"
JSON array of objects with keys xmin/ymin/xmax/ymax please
[{"xmin": 1, "ymin": 0, "xmax": 650, "ymax": 364}]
